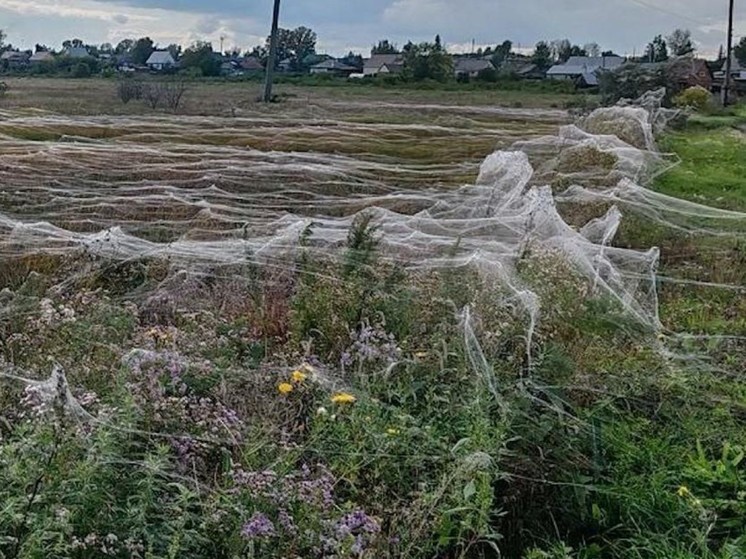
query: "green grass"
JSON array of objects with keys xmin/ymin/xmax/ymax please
[{"xmin": 655, "ymin": 105, "xmax": 746, "ymax": 211}]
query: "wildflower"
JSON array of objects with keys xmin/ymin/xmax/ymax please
[
  {"xmin": 677, "ymin": 485, "xmax": 691, "ymax": 498},
  {"xmin": 302, "ymin": 363, "xmax": 316, "ymax": 374},
  {"xmin": 414, "ymin": 351, "xmax": 428, "ymax": 358},
  {"xmin": 316, "ymin": 406, "xmax": 328, "ymax": 416},
  {"xmin": 241, "ymin": 513, "xmax": 276, "ymax": 540},
  {"xmin": 278, "ymin": 382, "xmax": 294, "ymax": 395},
  {"xmin": 291, "ymin": 370, "xmax": 307, "ymax": 383},
  {"xmin": 386, "ymin": 428, "xmax": 400, "ymax": 436},
  {"xmin": 331, "ymin": 392, "xmax": 357, "ymax": 404}
]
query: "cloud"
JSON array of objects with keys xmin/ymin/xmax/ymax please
[{"xmin": 0, "ymin": 0, "xmax": 742, "ymax": 56}]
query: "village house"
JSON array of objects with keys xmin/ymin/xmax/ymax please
[
  {"xmin": 240, "ymin": 56, "xmax": 264, "ymax": 73},
  {"xmin": 547, "ymin": 56, "xmax": 625, "ymax": 86},
  {"xmin": 639, "ymin": 57, "xmax": 713, "ymax": 91},
  {"xmin": 363, "ymin": 54, "xmax": 404, "ymax": 77},
  {"xmin": 29, "ymin": 51, "xmax": 55, "ymax": 64},
  {"xmin": 146, "ymin": 50, "xmax": 177, "ymax": 71},
  {"xmin": 453, "ymin": 57, "xmax": 494, "ymax": 79},
  {"xmin": 1, "ymin": 50, "xmax": 31, "ymax": 70},
  {"xmin": 64, "ymin": 46, "xmax": 90, "ymax": 58},
  {"xmin": 309, "ymin": 59, "xmax": 358, "ymax": 77},
  {"xmin": 713, "ymin": 53, "xmax": 746, "ymax": 92}
]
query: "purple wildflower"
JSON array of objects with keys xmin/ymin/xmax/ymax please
[{"xmin": 241, "ymin": 513, "xmax": 276, "ymax": 540}]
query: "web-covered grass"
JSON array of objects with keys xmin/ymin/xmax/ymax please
[{"xmin": 0, "ymin": 86, "xmax": 744, "ymax": 559}]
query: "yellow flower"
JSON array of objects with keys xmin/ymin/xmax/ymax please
[
  {"xmin": 278, "ymin": 382, "xmax": 294, "ymax": 395},
  {"xmin": 331, "ymin": 392, "xmax": 357, "ymax": 404},
  {"xmin": 386, "ymin": 428, "xmax": 400, "ymax": 436},
  {"xmin": 677, "ymin": 485, "xmax": 691, "ymax": 498},
  {"xmin": 291, "ymin": 370, "xmax": 307, "ymax": 383}
]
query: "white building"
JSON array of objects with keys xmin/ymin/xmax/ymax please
[{"xmin": 146, "ymin": 50, "xmax": 177, "ymax": 71}]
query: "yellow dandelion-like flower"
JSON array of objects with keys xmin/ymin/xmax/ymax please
[
  {"xmin": 386, "ymin": 428, "xmax": 400, "ymax": 436},
  {"xmin": 677, "ymin": 485, "xmax": 691, "ymax": 498},
  {"xmin": 291, "ymin": 370, "xmax": 307, "ymax": 383},
  {"xmin": 278, "ymin": 382, "xmax": 294, "ymax": 395},
  {"xmin": 331, "ymin": 392, "xmax": 357, "ymax": 404}
]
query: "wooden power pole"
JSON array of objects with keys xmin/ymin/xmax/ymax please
[
  {"xmin": 263, "ymin": 0, "xmax": 282, "ymax": 103},
  {"xmin": 722, "ymin": 0, "xmax": 735, "ymax": 106}
]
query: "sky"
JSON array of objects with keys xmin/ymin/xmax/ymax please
[{"xmin": 0, "ymin": 0, "xmax": 743, "ymax": 57}]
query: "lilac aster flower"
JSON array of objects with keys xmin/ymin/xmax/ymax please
[{"xmin": 241, "ymin": 513, "xmax": 276, "ymax": 540}]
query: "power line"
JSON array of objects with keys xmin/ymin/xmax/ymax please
[{"xmin": 623, "ymin": 0, "xmax": 712, "ymax": 27}]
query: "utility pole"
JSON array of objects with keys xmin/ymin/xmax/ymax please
[
  {"xmin": 722, "ymin": 0, "xmax": 735, "ymax": 106},
  {"xmin": 263, "ymin": 0, "xmax": 282, "ymax": 103}
]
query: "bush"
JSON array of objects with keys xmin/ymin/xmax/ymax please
[
  {"xmin": 673, "ymin": 86, "xmax": 712, "ymax": 112},
  {"xmin": 142, "ymin": 83, "xmax": 162, "ymax": 109},
  {"xmin": 116, "ymin": 79, "xmax": 143, "ymax": 104},
  {"xmin": 161, "ymin": 81, "xmax": 188, "ymax": 111},
  {"xmin": 0, "ymin": 81, "xmax": 8, "ymax": 98},
  {"xmin": 71, "ymin": 62, "xmax": 91, "ymax": 79}
]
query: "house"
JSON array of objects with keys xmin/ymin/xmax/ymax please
[
  {"xmin": 29, "ymin": 51, "xmax": 55, "ymax": 64},
  {"xmin": 309, "ymin": 59, "xmax": 357, "ymax": 77},
  {"xmin": 500, "ymin": 59, "xmax": 546, "ymax": 80},
  {"xmin": 363, "ymin": 54, "xmax": 404, "ymax": 77},
  {"xmin": 146, "ymin": 50, "xmax": 176, "ymax": 71},
  {"xmin": 278, "ymin": 58, "xmax": 293, "ymax": 72},
  {"xmin": 547, "ymin": 56, "xmax": 625, "ymax": 86},
  {"xmin": 240, "ymin": 56, "xmax": 264, "ymax": 72},
  {"xmin": 64, "ymin": 46, "xmax": 90, "ymax": 58},
  {"xmin": 713, "ymin": 53, "xmax": 746, "ymax": 92},
  {"xmin": 454, "ymin": 57, "xmax": 494, "ymax": 79},
  {"xmin": 666, "ymin": 58, "xmax": 713, "ymax": 90},
  {"xmin": 1, "ymin": 50, "xmax": 31, "ymax": 70}
]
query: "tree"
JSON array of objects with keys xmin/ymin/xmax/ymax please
[
  {"xmin": 491, "ymin": 40, "xmax": 513, "ymax": 67},
  {"xmin": 166, "ymin": 44, "xmax": 182, "ymax": 60},
  {"xmin": 341, "ymin": 51, "xmax": 363, "ymax": 70},
  {"xmin": 601, "ymin": 50, "xmax": 618, "ymax": 57},
  {"xmin": 551, "ymin": 39, "xmax": 572, "ymax": 62},
  {"xmin": 266, "ymin": 26, "xmax": 317, "ymax": 71},
  {"xmin": 734, "ymin": 37, "xmax": 746, "ymax": 66},
  {"xmin": 584, "ymin": 42, "xmax": 601, "ymax": 57},
  {"xmin": 99, "ymin": 43, "xmax": 113, "ymax": 55},
  {"xmin": 371, "ymin": 40, "xmax": 399, "ymax": 55},
  {"xmin": 645, "ymin": 35, "xmax": 669, "ymax": 63},
  {"xmin": 131, "ymin": 37, "xmax": 154, "ymax": 65},
  {"xmin": 62, "ymin": 38, "xmax": 84, "ymax": 49},
  {"xmin": 434, "ymin": 34, "xmax": 442, "ymax": 51},
  {"xmin": 667, "ymin": 28, "xmax": 695, "ymax": 56},
  {"xmin": 402, "ymin": 41, "xmax": 453, "ymax": 82},
  {"xmin": 115, "ymin": 39, "xmax": 134, "ymax": 56},
  {"xmin": 180, "ymin": 41, "xmax": 221, "ymax": 76},
  {"xmin": 0, "ymin": 30, "xmax": 6, "ymax": 51},
  {"xmin": 717, "ymin": 44, "xmax": 726, "ymax": 63},
  {"xmin": 532, "ymin": 41, "xmax": 553, "ymax": 70}
]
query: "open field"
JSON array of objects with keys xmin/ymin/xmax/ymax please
[{"xmin": 0, "ymin": 81, "xmax": 744, "ymax": 559}]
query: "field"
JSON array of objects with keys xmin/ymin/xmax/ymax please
[{"xmin": 0, "ymin": 79, "xmax": 744, "ymax": 559}]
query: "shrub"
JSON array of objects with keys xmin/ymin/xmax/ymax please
[
  {"xmin": 142, "ymin": 83, "xmax": 162, "ymax": 109},
  {"xmin": 0, "ymin": 81, "xmax": 8, "ymax": 98},
  {"xmin": 161, "ymin": 81, "xmax": 188, "ymax": 111},
  {"xmin": 673, "ymin": 86, "xmax": 712, "ymax": 112},
  {"xmin": 71, "ymin": 62, "xmax": 91, "ymax": 79},
  {"xmin": 116, "ymin": 79, "xmax": 143, "ymax": 104}
]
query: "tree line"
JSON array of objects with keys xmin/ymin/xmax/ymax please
[{"xmin": 1, "ymin": 26, "xmax": 744, "ymax": 81}]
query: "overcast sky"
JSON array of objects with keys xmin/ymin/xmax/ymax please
[{"xmin": 0, "ymin": 0, "xmax": 743, "ymax": 57}]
